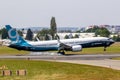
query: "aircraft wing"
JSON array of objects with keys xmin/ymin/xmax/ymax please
[
  {"xmin": 58, "ymin": 42, "xmax": 72, "ymax": 51},
  {"xmin": 57, "ymin": 39, "xmax": 82, "ymax": 52}
]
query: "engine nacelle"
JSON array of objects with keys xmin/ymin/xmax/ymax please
[{"xmin": 72, "ymin": 45, "xmax": 82, "ymax": 51}]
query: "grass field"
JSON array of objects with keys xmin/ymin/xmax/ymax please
[
  {"xmin": 0, "ymin": 46, "xmax": 29, "ymax": 55},
  {"xmin": 0, "ymin": 42, "xmax": 120, "ymax": 55},
  {"xmin": 112, "ymin": 57, "xmax": 120, "ymax": 60},
  {"xmin": 0, "ymin": 60, "xmax": 120, "ymax": 80}
]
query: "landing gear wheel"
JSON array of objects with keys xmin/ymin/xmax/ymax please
[
  {"xmin": 60, "ymin": 51, "xmax": 65, "ymax": 55},
  {"xmin": 57, "ymin": 50, "xmax": 65, "ymax": 55}
]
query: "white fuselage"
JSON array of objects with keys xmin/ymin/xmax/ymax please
[{"xmin": 28, "ymin": 37, "xmax": 113, "ymax": 47}]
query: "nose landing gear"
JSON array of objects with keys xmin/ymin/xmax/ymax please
[{"xmin": 104, "ymin": 46, "xmax": 106, "ymax": 51}]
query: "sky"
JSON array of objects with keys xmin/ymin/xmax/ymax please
[{"xmin": 0, "ymin": 0, "xmax": 120, "ymax": 28}]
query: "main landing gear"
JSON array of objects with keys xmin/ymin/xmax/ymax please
[{"xmin": 57, "ymin": 49, "xmax": 65, "ymax": 55}]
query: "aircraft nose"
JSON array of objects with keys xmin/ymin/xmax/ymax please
[{"xmin": 110, "ymin": 39, "xmax": 115, "ymax": 44}]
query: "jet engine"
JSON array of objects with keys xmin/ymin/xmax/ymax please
[{"xmin": 72, "ymin": 45, "xmax": 82, "ymax": 51}]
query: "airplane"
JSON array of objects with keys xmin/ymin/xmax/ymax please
[{"xmin": 5, "ymin": 25, "xmax": 114, "ymax": 55}]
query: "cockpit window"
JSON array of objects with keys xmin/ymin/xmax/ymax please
[{"xmin": 108, "ymin": 38, "xmax": 112, "ymax": 40}]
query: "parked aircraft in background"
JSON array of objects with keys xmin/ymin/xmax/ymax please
[{"xmin": 5, "ymin": 25, "xmax": 114, "ymax": 55}]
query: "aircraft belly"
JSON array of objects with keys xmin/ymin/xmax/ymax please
[{"xmin": 29, "ymin": 46, "xmax": 58, "ymax": 51}]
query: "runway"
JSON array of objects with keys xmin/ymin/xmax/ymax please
[
  {"xmin": 0, "ymin": 54, "xmax": 120, "ymax": 60},
  {"xmin": 0, "ymin": 54, "xmax": 120, "ymax": 70}
]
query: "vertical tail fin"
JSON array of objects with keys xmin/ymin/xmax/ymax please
[{"xmin": 5, "ymin": 25, "xmax": 26, "ymax": 44}]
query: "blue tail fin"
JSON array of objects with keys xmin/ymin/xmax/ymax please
[{"xmin": 5, "ymin": 25, "xmax": 27, "ymax": 44}]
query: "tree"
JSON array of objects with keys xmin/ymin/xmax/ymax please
[
  {"xmin": 74, "ymin": 34, "xmax": 79, "ymax": 38},
  {"xmin": 86, "ymin": 27, "xmax": 110, "ymax": 37},
  {"xmin": 86, "ymin": 25, "xmax": 99, "ymax": 33},
  {"xmin": 44, "ymin": 34, "xmax": 50, "ymax": 40},
  {"xmin": 112, "ymin": 35, "xmax": 120, "ymax": 42},
  {"xmin": 54, "ymin": 34, "xmax": 60, "ymax": 40},
  {"xmin": 0, "ymin": 29, "xmax": 2, "ymax": 35},
  {"xmin": 50, "ymin": 17, "xmax": 57, "ymax": 40},
  {"xmin": 96, "ymin": 27, "xmax": 110, "ymax": 37},
  {"xmin": 25, "ymin": 28, "xmax": 33, "ymax": 41},
  {"xmin": 76, "ymin": 30, "xmax": 81, "ymax": 33},
  {"xmin": 1, "ymin": 28, "xmax": 8, "ymax": 39},
  {"xmin": 36, "ymin": 29, "xmax": 51, "ymax": 40},
  {"xmin": 18, "ymin": 30, "xmax": 23, "ymax": 37},
  {"xmin": 64, "ymin": 35, "xmax": 69, "ymax": 39}
]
